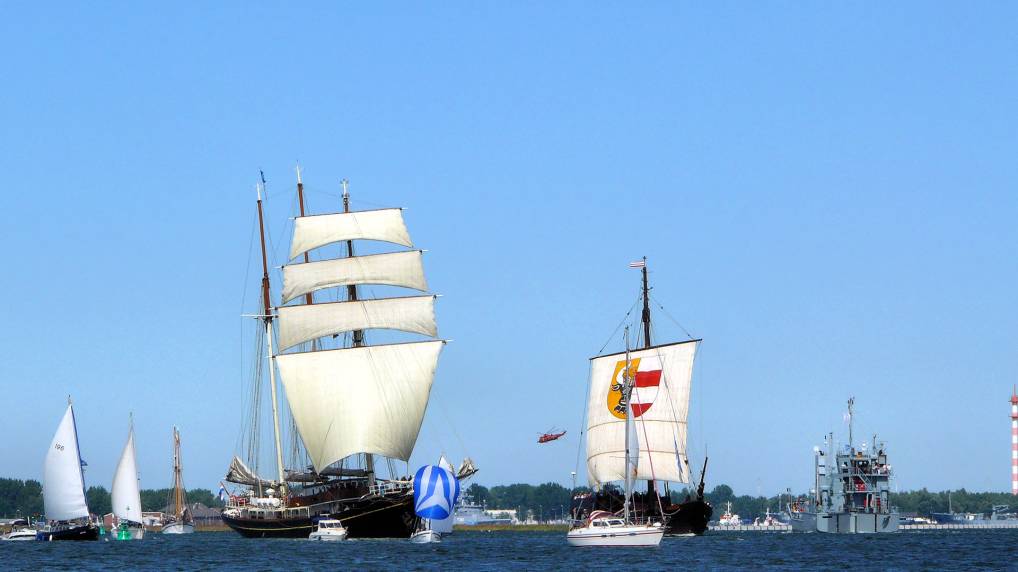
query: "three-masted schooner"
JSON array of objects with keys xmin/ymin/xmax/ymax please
[
  {"xmin": 222, "ymin": 169, "xmax": 474, "ymax": 539},
  {"xmin": 572, "ymin": 259, "xmax": 713, "ymax": 536}
]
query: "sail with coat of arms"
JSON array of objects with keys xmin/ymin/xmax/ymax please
[{"xmin": 586, "ymin": 340, "xmax": 698, "ymax": 486}]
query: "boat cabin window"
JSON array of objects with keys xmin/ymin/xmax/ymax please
[
  {"xmin": 593, "ymin": 521, "xmax": 606, "ymax": 527},
  {"xmin": 607, "ymin": 519, "xmax": 624, "ymax": 526}
]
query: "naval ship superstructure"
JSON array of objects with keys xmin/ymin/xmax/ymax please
[{"xmin": 788, "ymin": 398, "xmax": 898, "ymax": 534}]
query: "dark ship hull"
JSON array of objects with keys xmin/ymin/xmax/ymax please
[
  {"xmin": 37, "ymin": 522, "xmax": 99, "ymax": 541},
  {"xmin": 223, "ymin": 485, "xmax": 419, "ymax": 539},
  {"xmin": 662, "ymin": 498, "xmax": 712, "ymax": 536}
]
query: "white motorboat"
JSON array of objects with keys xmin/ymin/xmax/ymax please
[
  {"xmin": 308, "ymin": 519, "xmax": 348, "ymax": 541},
  {"xmin": 718, "ymin": 501, "xmax": 742, "ymax": 526},
  {"xmin": 2, "ymin": 527, "xmax": 37, "ymax": 541},
  {"xmin": 567, "ymin": 512, "xmax": 664, "ymax": 547}
]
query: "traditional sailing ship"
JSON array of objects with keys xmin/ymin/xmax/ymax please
[
  {"xmin": 221, "ymin": 169, "xmax": 474, "ymax": 539},
  {"xmin": 571, "ymin": 259, "xmax": 713, "ymax": 536},
  {"xmin": 162, "ymin": 426, "xmax": 194, "ymax": 534},
  {"xmin": 38, "ymin": 399, "xmax": 99, "ymax": 541},
  {"xmin": 111, "ymin": 416, "xmax": 144, "ymax": 540}
]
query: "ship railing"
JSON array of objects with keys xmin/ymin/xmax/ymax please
[{"xmin": 369, "ymin": 480, "xmax": 413, "ymax": 497}]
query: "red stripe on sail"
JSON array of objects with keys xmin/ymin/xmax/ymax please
[
  {"xmin": 632, "ymin": 403, "xmax": 652, "ymax": 417},
  {"xmin": 634, "ymin": 370, "xmax": 661, "ymax": 388}
]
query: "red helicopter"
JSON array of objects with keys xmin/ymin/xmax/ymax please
[{"xmin": 537, "ymin": 428, "xmax": 567, "ymax": 444}]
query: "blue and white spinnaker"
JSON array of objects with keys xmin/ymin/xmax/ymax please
[{"xmin": 413, "ymin": 464, "xmax": 460, "ymax": 521}]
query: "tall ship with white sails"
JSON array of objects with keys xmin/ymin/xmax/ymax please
[
  {"xmin": 221, "ymin": 169, "xmax": 474, "ymax": 538},
  {"xmin": 572, "ymin": 259, "xmax": 712, "ymax": 536}
]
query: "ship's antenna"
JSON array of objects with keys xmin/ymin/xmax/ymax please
[{"xmin": 847, "ymin": 397, "xmax": 855, "ymax": 452}]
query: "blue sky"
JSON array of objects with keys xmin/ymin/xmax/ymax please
[{"xmin": 0, "ymin": 2, "xmax": 1015, "ymax": 497}]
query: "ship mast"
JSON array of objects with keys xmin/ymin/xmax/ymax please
[
  {"xmin": 173, "ymin": 426, "xmax": 183, "ymax": 519},
  {"xmin": 341, "ymin": 179, "xmax": 374, "ymax": 484},
  {"xmin": 640, "ymin": 256, "xmax": 651, "ymax": 349},
  {"xmin": 639, "ymin": 256, "xmax": 657, "ymax": 498},
  {"xmin": 295, "ymin": 166, "xmax": 318, "ymax": 353},
  {"xmin": 257, "ymin": 178, "xmax": 288, "ymax": 494}
]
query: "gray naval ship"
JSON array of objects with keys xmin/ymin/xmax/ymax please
[{"xmin": 787, "ymin": 398, "xmax": 899, "ymax": 533}]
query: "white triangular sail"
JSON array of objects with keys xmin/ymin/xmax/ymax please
[
  {"xmin": 112, "ymin": 427, "xmax": 143, "ymax": 523},
  {"xmin": 43, "ymin": 404, "xmax": 90, "ymax": 521},
  {"xmin": 276, "ymin": 296, "xmax": 437, "ymax": 351},
  {"xmin": 281, "ymin": 250, "xmax": 427, "ymax": 304},
  {"xmin": 290, "ymin": 208, "xmax": 412, "ymax": 260},
  {"xmin": 586, "ymin": 341, "xmax": 698, "ymax": 486},
  {"xmin": 431, "ymin": 456, "xmax": 457, "ymax": 534},
  {"xmin": 275, "ymin": 340, "xmax": 444, "ymax": 472}
]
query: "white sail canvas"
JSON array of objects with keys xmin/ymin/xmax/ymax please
[
  {"xmin": 586, "ymin": 341, "xmax": 698, "ymax": 486},
  {"xmin": 276, "ymin": 340, "xmax": 444, "ymax": 472},
  {"xmin": 277, "ymin": 295, "xmax": 437, "ymax": 351},
  {"xmin": 289, "ymin": 208, "xmax": 412, "ymax": 260},
  {"xmin": 281, "ymin": 251, "xmax": 427, "ymax": 304},
  {"xmin": 43, "ymin": 404, "xmax": 90, "ymax": 521},
  {"xmin": 112, "ymin": 427, "xmax": 143, "ymax": 523}
]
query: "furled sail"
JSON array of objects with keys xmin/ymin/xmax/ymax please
[
  {"xmin": 43, "ymin": 404, "xmax": 90, "ymax": 521},
  {"xmin": 276, "ymin": 295, "xmax": 437, "ymax": 351},
  {"xmin": 275, "ymin": 340, "xmax": 444, "ymax": 472},
  {"xmin": 586, "ymin": 340, "xmax": 698, "ymax": 486},
  {"xmin": 289, "ymin": 208, "xmax": 412, "ymax": 260},
  {"xmin": 281, "ymin": 250, "xmax": 427, "ymax": 304},
  {"xmin": 112, "ymin": 427, "xmax": 143, "ymax": 523},
  {"xmin": 225, "ymin": 456, "xmax": 279, "ymax": 488}
]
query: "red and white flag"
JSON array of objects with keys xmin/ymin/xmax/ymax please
[{"xmin": 628, "ymin": 260, "xmax": 645, "ymax": 268}]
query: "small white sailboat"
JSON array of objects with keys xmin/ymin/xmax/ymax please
[
  {"xmin": 161, "ymin": 427, "xmax": 195, "ymax": 534},
  {"xmin": 410, "ymin": 464, "xmax": 460, "ymax": 544},
  {"xmin": 38, "ymin": 399, "xmax": 99, "ymax": 541},
  {"xmin": 111, "ymin": 417, "xmax": 145, "ymax": 540},
  {"xmin": 567, "ymin": 329, "xmax": 664, "ymax": 547},
  {"xmin": 308, "ymin": 519, "xmax": 348, "ymax": 541}
]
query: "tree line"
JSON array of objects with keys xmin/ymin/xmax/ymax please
[
  {"xmin": 465, "ymin": 482, "xmax": 1018, "ymax": 521},
  {"xmin": 0, "ymin": 478, "xmax": 222, "ymax": 518},
  {"xmin": 7, "ymin": 476, "xmax": 1017, "ymax": 521}
]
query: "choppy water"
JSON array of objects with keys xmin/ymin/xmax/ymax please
[{"xmin": 5, "ymin": 529, "xmax": 1018, "ymax": 571}]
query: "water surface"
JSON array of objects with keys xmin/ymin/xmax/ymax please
[{"xmin": 4, "ymin": 529, "xmax": 1018, "ymax": 571}]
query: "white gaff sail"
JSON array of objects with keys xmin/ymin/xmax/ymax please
[
  {"xmin": 43, "ymin": 404, "xmax": 90, "ymax": 522},
  {"xmin": 112, "ymin": 426, "xmax": 143, "ymax": 524},
  {"xmin": 586, "ymin": 341, "xmax": 698, "ymax": 486}
]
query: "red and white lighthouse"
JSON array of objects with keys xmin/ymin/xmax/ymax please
[{"xmin": 1011, "ymin": 387, "xmax": 1018, "ymax": 495}]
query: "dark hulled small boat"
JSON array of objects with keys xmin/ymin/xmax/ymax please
[{"xmin": 36, "ymin": 522, "xmax": 100, "ymax": 541}]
